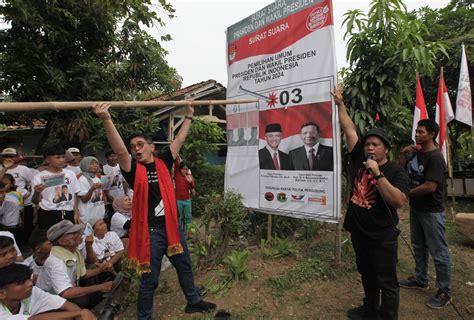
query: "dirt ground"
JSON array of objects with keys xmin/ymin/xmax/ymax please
[{"xmin": 119, "ymin": 205, "xmax": 474, "ymax": 319}]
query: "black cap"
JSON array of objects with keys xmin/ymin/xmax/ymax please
[
  {"xmin": 362, "ymin": 128, "xmax": 391, "ymax": 150},
  {"xmin": 265, "ymin": 123, "xmax": 282, "ymax": 133}
]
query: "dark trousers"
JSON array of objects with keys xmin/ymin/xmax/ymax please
[
  {"xmin": 20, "ymin": 205, "xmax": 35, "ymax": 247},
  {"xmin": 37, "ymin": 208, "xmax": 74, "ymax": 230},
  {"xmin": 137, "ymin": 226, "xmax": 200, "ymax": 320},
  {"xmin": 351, "ymin": 232, "xmax": 400, "ymax": 320},
  {"xmin": 69, "ymin": 291, "xmax": 104, "ymax": 310}
]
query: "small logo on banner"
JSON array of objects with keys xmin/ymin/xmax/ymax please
[
  {"xmin": 277, "ymin": 193, "xmax": 287, "ymax": 202},
  {"xmin": 291, "ymin": 194, "xmax": 305, "ymax": 201},
  {"xmin": 308, "ymin": 196, "xmax": 327, "ymax": 205},
  {"xmin": 306, "ymin": 5, "xmax": 329, "ymax": 31},
  {"xmin": 229, "ymin": 45, "xmax": 237, "ymax": 61},
  {"xmin": 264, "ymin": 192, "xmax": 275, "ymax": 201}
]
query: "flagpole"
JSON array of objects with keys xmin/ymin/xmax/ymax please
[{"xmin": 446, "ymin": 128, "xmax": 455, "ymax": 207}]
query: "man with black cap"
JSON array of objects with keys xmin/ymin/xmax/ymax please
[
  {"xmin": 332, "ymin": 86, "xmax": 409, "ymax": 320},
  {"xmin": 288, "ymin": 122, "xmax": 333, "ymax": 171},
  {"xmin": 259, "ymin": 123, "xmax": 290, "ymax": 170}
]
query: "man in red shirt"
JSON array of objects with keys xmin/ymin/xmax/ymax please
[{"xmin": 174, "ymin": 160, "xmax": 195, "ymax": 231}]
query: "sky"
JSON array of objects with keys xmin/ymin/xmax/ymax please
[{"xmin": 148, "ymin": 0, "xmax": 450, "ymax": 88}]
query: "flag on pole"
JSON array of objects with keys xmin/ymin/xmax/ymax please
[
  {"xmin": 455, "ymin": 44, "xmax": 472, "ymax": 126},
  {"xmin": 412, "ymin": 72, "xmax": 428, "ymax": 144},
  {"xmin": 435, "ymin": 68, "xmax": 452, "ymax": 162}
]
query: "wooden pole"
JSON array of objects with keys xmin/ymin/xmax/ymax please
[
  {"xmin": 0, "ymin": 99, "xmax": 259, "ymax": 112},
  {"xmin": 334, "ymin": 216, "xmax": 343, "ymax": 267},
  {"xmin": 267, "ymin": 214, "xmax": 273, "ymax": 242}
]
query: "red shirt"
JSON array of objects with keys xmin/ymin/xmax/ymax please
[{"xmin": 174, "ymin": 161, "xmax": 195, "ymax": 200}]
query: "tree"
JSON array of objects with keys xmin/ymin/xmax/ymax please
[
  {"xmin": 341, "ymin": 0, "xmax": 447, "ymax": 149},
  {"xmin": 415, "ymin": 0, "xmax": 474, "ymax": 162},
  {"xmin": 0, "ymin": 0, "xmax": 181, "ymax": 152}
]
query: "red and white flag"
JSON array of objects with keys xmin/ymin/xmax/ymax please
[
  {"xmin": 412, "ymin": 72, "xmax": 428, "ymax": 144},
  {"xmin": 455, "ymin": 44, "xmax": 472, "ymax": 126},
  {"xmin": 435, "ymin": 69, "xmax": 453, "ymax": 162}
]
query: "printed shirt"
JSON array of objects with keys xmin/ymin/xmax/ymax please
[
  {"xmin": 77, "ymin": 176, "xmax": 106, "ymax": 223},
  {"xmin": 32, "ymin": 169, "xmax": 80, "ymax": 211}
]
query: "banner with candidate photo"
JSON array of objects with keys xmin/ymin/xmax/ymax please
[{"xmin": 225, "ymin": 0, "xmax": 340, "ymax": 223}]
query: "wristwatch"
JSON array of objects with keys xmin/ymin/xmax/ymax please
[{"xmin": 374, "ymin": 173, "xmax": 385, "ymax": 180}]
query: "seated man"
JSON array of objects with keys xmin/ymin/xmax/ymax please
[
  {"xmin": 84, "ymin": 218, "xmax": 124, "ymax": 269},
  {"xmin": 36, "ymin": 220, "xmax": 113, "ymax": 309},
  {"xmin": 0, "ymin": 263, "xmax": 95, "ymax": 319},
  {"xmin": 0, "ymin": 235, "xmax": 23, "ymax": 268},
  {"xmin": 23, "ymin": 229, "xmax": 52, "ymax": 283}
]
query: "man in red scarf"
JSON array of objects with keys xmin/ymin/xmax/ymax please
[{"xmin": 93, "ymin": 102, "xmax": 216, "ymax": 319}]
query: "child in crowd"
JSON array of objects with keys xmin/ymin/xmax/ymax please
[
  {"xmin": 110, "ymin": 195, "xmax": 132, "ymax": 246},
  {"xmin": 77, "ymin": 156, "xmax": 108, "ymax": 223},
  {"xmin": 0, "ymin": 235, "xmax": 23, "ymax": 267},
  {"xmin": 0, "ymin": 176, "xmax": 24, "ymax": 242},
  {"xmin": 32, "ymin": 145, "xmax": 81, "ymax": 229},
  {"xmin": 23, "ymin": 229, "xmax": 52, "ymax": 283},
  {"xmin": 0, "ymin": 263, "xmax": 95, "ymax": 319},
  {"xmin": 84, "ymin": 218, "xmax": 124, "ymax": 269}
]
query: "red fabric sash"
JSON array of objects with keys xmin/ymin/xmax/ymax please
[{"xmin": 128, "ymin": 157, "xmax": 183, "ymax": 273}]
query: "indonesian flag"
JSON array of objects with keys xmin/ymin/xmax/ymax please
[
  {"xmin": 435, "ymin": 68, "xmax": 453, "ymax": 162},
  {"xmin": 455, "ymin": 45, "xmax": 472, "ymax": 126},
  {"xmin": 412, "ymin": 72, "xmax": 428, "ymax": 144}
]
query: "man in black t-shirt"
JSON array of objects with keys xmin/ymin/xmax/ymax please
[
  {"xmin": 398, "ymin": 119, "xmax": 452, "ymax": 309},
  {"xmin": 332, "ymin": 86, "xmax": 409, "ymax": 320},
  {"xmin": 93, "ymin": 102, "xmax": 216, "ymax": 319}
]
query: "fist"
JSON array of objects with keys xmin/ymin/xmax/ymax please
[{"xmin": 92, "ymin": 103, "xmax": 112, "ymax": 120}]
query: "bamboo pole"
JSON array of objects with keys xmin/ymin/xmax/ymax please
[
  {"xmin": 0, "ymin": 99, "xmax": 259, "ymax": 112},
  {"xmin": 334, "ymin": 215, "xmax": 343, "ymax": 267},
  {"xmin": 267, "ymin": 214, "xmax": 273, "ymax": 242}
]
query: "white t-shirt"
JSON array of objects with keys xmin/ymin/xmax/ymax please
[
  {"xmin": 22, "ymin": 256, "xmax": 44, "ymax": 279},
  {"xmin": 0, "ymin": 286, "xmax": 66, "ymax": 319},
  {"xmin": 102, "ymin": 164, "xmax": 125, "ymax": 203},
  {"xmin": 5, "ymin": 165, "xmax": 35, "ymax": 206},
  {"xmin": 0, "ymin": 231, "xmax": 22, "ymax": 257},
  {"xmin": 66, "ymin": 165, "xmax": 82, "ymax": 175},
  {"xmin": 82, "ymin": 231, "xmax": 124, "ymax": 261},
  {"xmin": 31, "ymin": 169, "xmax": 80, "ymax": 211},
  {"xmin": 36, "ymin": 254, "xmax": 75, "ymax": 295},
  {"xmin": 77, "ymin": 176, "xmax": 106, "ymax": 223},
  {"xmin": 0, "ymin": 192, "xmax": 23, "ymax": 226},
  {"xmin": 110, "ymin": 212, "xmax": 131, "ymax": 238}
]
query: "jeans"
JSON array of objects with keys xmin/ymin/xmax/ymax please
[
  {"xmin": 351, "ymin": 232, "xmax": 399, "ymax": 320},
  {"xmin": 177, "ymin": 199, "xmax": 192, "ymax": 228},
  {"xmin": 137, "ymin": 227, "xmax": 200, "ymax": 320},
  {"xmin": 410, "ymin": 207, "xmax": 451, "ymax": 295}
]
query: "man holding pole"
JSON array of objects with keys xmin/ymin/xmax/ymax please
[
  {"xmin": 398, "ymin": 119, "xmax": 452, "ymax": 309},
  {"xmin": 92, "ymin": 102, "xmax": 216, "ymax": 319},
  {"xmin": 332, "ymin": 86, "xmax": 409, "ymax": 320}
]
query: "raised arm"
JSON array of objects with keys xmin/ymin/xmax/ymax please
[
  {"xmin": 92, "ymin": 103, "xmax": 131, "ymax": 172},
  {"xmin": 331, "ymin": 85, "xmax": 358, "ymax": 152},
  {"xmin": 170, "ymin": 102, "xmax": 194, "ymax": 159}
]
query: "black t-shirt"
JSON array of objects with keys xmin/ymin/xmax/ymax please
[
  {"xmin": 407, "ymin": 149, "xmax": 445, "ymax": 212},
  {"xmin": 343, "ymin": 141, "xmax": 410, "ymax": 241},
  {"xmin": 121, "ymin": 148, "xmax": 174, "ymax": 229}
]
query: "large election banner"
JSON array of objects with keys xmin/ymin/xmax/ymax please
[{"xmin": 225, "ymin": 0, "xmax": 340, "ymax": 223}]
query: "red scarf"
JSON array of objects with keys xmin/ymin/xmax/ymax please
[{"xmin": 128, "ymin": 157, "xmax": 183, "ymax": 273}]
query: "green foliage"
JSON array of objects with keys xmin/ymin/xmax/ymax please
[
  {"xmin": 0, "ymin": 0, "xmax": 181, "ymax": 151},
  {"xmin": 190, "ymin": 242, "xmax": 209, "ymax": 257},
  {"xmin": 260, "ymin": 237, "xmax": 299, "ymax": 259},
  {"xmin": 180, "ymin": 119, "xmax": 225, "ymax": 173},
  {"xmin": 192, "ymin": 164, "xmax": 225, "ymax": 217},
  {"xmin": 341, "ymin": 0, "xmax": 447, "ymax": 140},
  {"xmin": 222, "ymin": 250, "xmax": 251, "ymax": 281}
]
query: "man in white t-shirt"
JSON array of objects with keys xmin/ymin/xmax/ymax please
[
  {"xmin": 65, "ymin": 147, "xmax": 82, "ymax": 176},
  {"xmin": 0, "ymin": 148, "xmax": 36, "ymax": 248},
  {"xmin": 36, "ymin": 220, "xmax": 113, "ymax": 309},
  {"xmin": 84, "ymin": 218, "xmax": 124, "ymax": 268},
  {"xmin": 31, "ymin": 145, "xmax": 81, "ymax": 230},
  {"xmin": 0, "ymin": 263, "xmax": 95, "ymax": 320}
]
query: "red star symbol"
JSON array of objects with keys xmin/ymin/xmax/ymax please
[{"xmin": 267, "ymin": 92, "xmax": 278, "ymax": 107}]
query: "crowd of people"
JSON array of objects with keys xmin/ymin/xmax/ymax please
[
  {"xmin": 0, "ymin": 91, "xmax": 453, "ymax": 320},
  {"xmin": 0, "ymin": 102, "xmax": 202, "ymax": 319}
]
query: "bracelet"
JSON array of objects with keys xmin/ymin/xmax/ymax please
[
  {"xmin": 374, "ymin": 173, "xmax": 385, "ymax": 180},
  {"xmin": 185, "ymin": 116, "xmax": 194, "ymax": 120}
]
